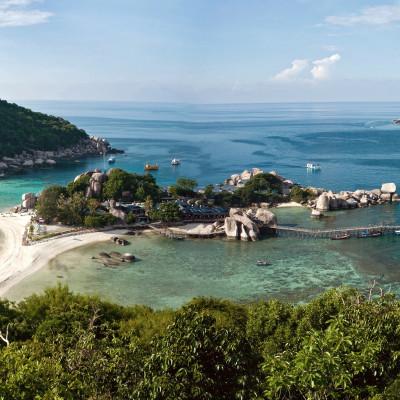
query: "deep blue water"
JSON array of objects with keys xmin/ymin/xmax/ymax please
[{"xmin": 3, "ymin": 101, "xmax": 399, "ymax": 209}]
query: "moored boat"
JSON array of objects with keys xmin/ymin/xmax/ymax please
[
  {"xmin": 331, "ymin": 233, "xmax": 350, "ymax": 240},
  {"xmin": 108, "ymin": 156, "xmax": 115, "ymax": 163},
  {"xmin": 306, "ymin": 162, "xmax": 321, "ymax": 170},
  {"xmin": 395, "ymin": 230, "xmax": 400, "ymax": 235},
  {"xmin": 144, "ymin": 163, "xmax": 158, "ymax": 170},
  {"xmin": 256, "ymin": 260, "xmax": 269, "ymax": 266},
  {"xmin": 357, "ymin": 229, "xmax": 384, "ymax": 238},
  {"xmin": 171, "ymin": 158, "xmax": 180, "ymax": 165}
]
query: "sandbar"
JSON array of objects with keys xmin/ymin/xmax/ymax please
[{"xmin": 0, "ymin": 215, "xmax": 118, "ymax": 298}]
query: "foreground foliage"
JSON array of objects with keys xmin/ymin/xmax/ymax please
[{"xmin": 2, "ymin": 284, "xmax": 400, "ymax": 399}]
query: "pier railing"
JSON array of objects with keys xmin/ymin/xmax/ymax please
[{"xmin": 277, "ymin": 225, "xmax": 400, "ymax": 239}]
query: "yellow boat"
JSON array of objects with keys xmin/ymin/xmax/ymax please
[{"xmin": 144, "ymin": 163, "xmax": 158, "ymax": 170}]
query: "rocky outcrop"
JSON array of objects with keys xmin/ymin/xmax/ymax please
[
  {"xmin": 21, "ymin": 192, "xmax": 36, "ymax": 209},
  {"xmin": 109, "ymin": 200, "xmax": 127, "ymax": 223},
  {"xmin": 223, "ymin": 208, "xmax": 277, "ymax": 241},
  {"xmin": 224, "ymin": 217, "xmax": 240, "ymax": 239},
  {"xmin": 311, "ymin": 210, "xmax": 323, "ymax": 218},
  {"xmin": 316, "ymin": 193, "xmax": 329, "ymax": 211},
  {"xmin": 309, "ymin": 183, "xmax": 399, "ymax": 211},
  {"xmin": 0, "ymin": 136, "xmax": 120, "ymax": 176}
]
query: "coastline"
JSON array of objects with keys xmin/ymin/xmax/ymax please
[{"xmin": 0, "ymin": 215, "xmax": 125, "ymax": 298}]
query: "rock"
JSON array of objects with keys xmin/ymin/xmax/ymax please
[
  {"xmin": 22, "ymin": 197, "xmax": 36, "ymax": 209},
  {"xmin": 224, "ymin": 217, "xmax": 239, "ymax": 239},
  {"xmin": 240, "ymin": 226, "xmax": 250, "ymax": 241},
  {"xmin": 371, "ymin": 189, "xmax": 382, "ymax": 197},
  {"xmin": 230, "ymin": 211, "xmax": 259, "ymax": 241},
  {"xmin": 231, "ymin": 174, "xmax": 241, "ymax": 185},
  {"xmin": 240, "ymin": 170, "xmax": 253, "ymax": 180},
  {"xmin": 254, "ymin": 209, "xmax": 278, "ymax": 229},
  {"xmin": 45, "ymin": 159, "xmax": 56, "ymax": 165},
  {"xmin": 393, "ymin": 194, "xmax": 400, "ymax": 200},
  {"xmin": 252, "ymin": 167, "xmax": 264, "ymax": 176},
  {"xmin": 85, "ymin": 187, "xmax": 93, "ymax": 199},
  {"xmin": 122, "ymin": 253, "xmax": 135, "ymax": 262},
  {"xmin": 338, "ymin": 198, "xmax": 349, "ymax": 208},
  {"xmin": 99, "ymin": 252, "xmax": 110, "ymax": 258},
  {"xmin": 0, "ymin": 162, "xmax": 8, "ymax": 170},
  {"xmin": 34, "ymin": 158, "xmax": 44, "ymax": 165},
  {"xmin": 346, "ymin": 198, "xmax": 359, "ymax": 208},
  {"xmin": 359, "ymin": 195, "xmax": 369, "ymax": 207},
  {"xmin": 328, "ymin": 196, "xmax": 339, "ymax": 210},
  {"xmin": 187, "ymin": 224, "xmax": 216, "ymax": 236},
  {"xmin": 90, "ymin": 180, "xmax": 102, "ymax": 197},
  {"xmin": 381, "ymin": 183, "xmax": 396, "ymax": 194},
  {"xmin": 22, "ymin": 192, "xmax": 35, "ymax": 201},
  {"xmin": 92, "ymin": 172, "xmax": 107, "ymax": 183},
  {"xmin": 311, "ymin": 209, "xmax": 323, "ymax": 218},
  {"xmin": 381, "ymin": 193, "xmax": 392, "ymax": 201},
  {"xmin": 22, "ymin": 160, "xmax": 34, "ymax": 167},
  {"xmin": 316, "ymin": 194, "xmax": 330, "ymax": 211}
]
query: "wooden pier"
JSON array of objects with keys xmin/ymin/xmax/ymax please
[
  {"xmin": 277, "ymin": 225, "xmax": 400, "ymax": 239},
  {"xmin": 148, "ymin": 225, "xmax": 184, "ymax": 240}
]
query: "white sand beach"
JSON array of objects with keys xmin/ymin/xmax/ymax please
[{"xmin": 0, "ymin": 215, "xmax": 117, "ymax": 297}]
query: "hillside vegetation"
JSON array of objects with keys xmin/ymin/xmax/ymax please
[
  {"xmin": 0, "ymin": 99, "xmax": 88, "ymax": 157},
  {"xmin": 1, "ymin": 284, "xmax": 400, "ymax": 399}
]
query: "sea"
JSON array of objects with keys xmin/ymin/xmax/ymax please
[{"xmin": 3, "ymin": 101, "xmax": 400, "ymax": 308}]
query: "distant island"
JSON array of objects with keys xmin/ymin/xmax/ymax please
[{"xmin": 0, "ymin": 99, "xmax": 120, "ymax": 175}]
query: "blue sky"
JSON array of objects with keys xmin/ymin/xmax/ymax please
[{"xmin": 1, "ymin": 0, "xmax": 400, "ymax": 103}]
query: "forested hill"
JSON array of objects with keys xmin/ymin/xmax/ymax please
[{"xmin": 0, "ymin": 99, "xmax": 88, "ymax": 158}]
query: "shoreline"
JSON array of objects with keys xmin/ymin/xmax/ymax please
[{"xmin": 0, "ymin": 215, "xmax": 126, "ymax": 298}]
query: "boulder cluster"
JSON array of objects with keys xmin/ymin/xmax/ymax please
[
  {"xmin": 94, "ymin": 251, "xmax": 135, "ymax": 267},
  {"xmin": 12, "ymin": 192, "xmax": 37, "ymax": 213},
  {"xmin": 310, "ymin": 183, "xmax": 398, "ymax": 212},
  {"xmin": 225, "ymin": 168, "xmax": 294, "ymax": 192},
  {"xmin": 224, "ymin": 208, "xmax": 278, "ymax": 241},
  {"xmin": 0, "ymin": 136, "xmax": 115, "ymax": 175}
]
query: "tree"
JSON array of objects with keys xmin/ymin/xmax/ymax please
[
  {"xmin": 35, "ymin": 186, "xmax": 65, "ymax": 221},
  {"xmin": 134, "ymin": 310, "xmax": 261, "ymax": 399},
  {"xmin": 144, "ymin": 195, "xmax": 154, "ymax": 215},
  {"xmin": 66, "ymin": 174, "xmax": 91, "ymax": 196},
  {"xmin": 204, "ymin": 184, "xmax": 214, "ymax": 196},
  {"xmin": 57, "ymin": 192, "xmax": 86, "ymax": 225},
  {"xmin": 102, "ymin": 168, "xmax": 135, "ymax": 200},
  {"xmin": 153, "ymin": 202, "xmax": 181, "ymax": 222}
]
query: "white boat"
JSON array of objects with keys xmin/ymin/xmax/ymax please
[
  {"xmin": 306, "ymin": 162, "xmax": 321, "ymax": 170},
  {"xmin": 395, "ymin": 230, "xmax": 400, "ymax": 235},
  {"xmin": 171, "ymin": 158, "xmax": 180, "ymax": 165},
  {"xmin": 108, "ymin": 156, "xmax": 115, "ymax": 163}
]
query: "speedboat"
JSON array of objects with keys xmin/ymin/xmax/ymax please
[
  {"xmin": 171, "ymin": 158, "xmax": 180, "ymax": 165},
  {"xmin": 395, "ymin": 230, "xmax": 400, "ymax": 235},
  {"xmin": 108, "ymin": 156, "xmax": 115, "ymax": 163},
  {"xmin": 256, "ymin": 261, "xmax": 269, "ymax": 266}
]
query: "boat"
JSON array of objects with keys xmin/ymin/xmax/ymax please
[
  {"xmin": 256, "ymin": 261, "xmax": 269, "ymax": 266},
  {"xmin": 331, "ymin": 233, "xmax": 350, "ymax": 240},
  {"xmin": 357, "ymin": 229, "xmax": 384, "ymax": 238},
  {"xmin": 171, "ymin": 158, "xmax": 180, "ymax": 165},
  {"xmin": 306, "ymin": 162, "xmax": 321, "ymax": 170},
  {"xmin": 144, "ymin": 163, "xmax": 158, "ymax": 170},
  {"xmin": 108, "ymin": 156, "xmax": 115, "ymax": 163},
  {"xmin": 395, "ymin": 230, "xmax": 400, "ymax": 235}
]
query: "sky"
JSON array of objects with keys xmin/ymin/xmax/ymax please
[{"xmin": 1, "ymin": 0, "xmax": 400, "ymax": 103}]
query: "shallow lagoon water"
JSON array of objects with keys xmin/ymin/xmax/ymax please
[{"xmin": 7, "ymin": 204, "xmax": 400, "ymax": 309}]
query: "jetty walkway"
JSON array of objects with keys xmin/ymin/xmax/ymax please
[{"xmin": 277, "ymin": 225, "xmax": 400, "ymax": 239}]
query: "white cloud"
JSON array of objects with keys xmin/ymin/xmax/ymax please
[
  {"xmin": 0, "ymin": 0, "xmax": 52, "ymax": 27},
  {"xmin": 311, "ymin": 54, "xmax": 341, "ymax": 80},
  {"xmin": 272, "ymin": 54, "xmax": 341, "ymax": 82},
  {"xmin": 326, "ymin": 3, "xmax": 400, "ymax": 26},
  {"xmin": 272, "ymin": 59, "xmax": 308, "ymax": 82}
]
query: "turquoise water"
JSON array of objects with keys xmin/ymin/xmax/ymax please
[
  {"xmin": 7, "ymin": 204, "xmax": 400, "ymax": 308},
  {"xmin": 2, "ymin": 101, "xmax": 400, "ymax": 211},
  {"xmin": 4, "ymin": 101, "xmax": 400, "ymax": 307}
]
